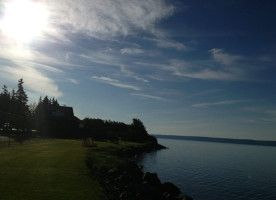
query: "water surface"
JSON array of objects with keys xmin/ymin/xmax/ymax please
[{"xmin": 141, "ymin": 138, "xmax": 276, "ymax": 200}]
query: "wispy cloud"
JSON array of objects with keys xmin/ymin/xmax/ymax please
[
  {"xmin": 209, "ymin": 48, "xmax": 243, "ymax": 66},
  {"xmin": 155, "ymin": 38, "xmax": 188, "ymax": 50},
  {"xmin": 79, "ymin": 51, "xmax": 122, "ymax": 67},
  {"xmin": 68, "ymin": 78, "xmax": 79, "ymax": 84},
  {"xmin": 166, "ymin": 56, "xmax": 246, "ymax": 81},
  {"xmin": 91, "ymin": 76, "xmax": 140, "ymax": 91},
  {"xmin": 173, "ymin": 69, "xmax": 240, "ymax": 81},
  {"xmin": 135, "ymin": 56, "xmax": 246, "ymax": 82},
  {"xmin": 242, "ymin": 107, "xmax": 276, "ymax": 123},
  {"xmin": 120, "ymin": 48, "xmax": 144, "ymax": 55},
  {"xmin": 0, "ymin": 65, "xmax": 62, "ymax": 97},
  {"xmin": 131, "ymin": 93, "xmax": 167, "ymax": 101},
  {"xmin": 144, "ymin": 37, "xmax": 188, "ymax": 51},
  {"xmin": 46, "ymin": 0, "xmax": 175, "ymax": 39},
  {"xmin": 192, "ymin": 100, "xmax": 240, "ymax": 108},
  {"xmin": 120, "ymin": 65, "xmax": 148, "ymax": 82},
  {"xmin": 187, "ymin": 89, "xmax": 224, "ymax": 98}
]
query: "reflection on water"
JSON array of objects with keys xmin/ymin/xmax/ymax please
[{"xmin": 141, "ymin": 138, "xmax": 276, "ymax": 200}]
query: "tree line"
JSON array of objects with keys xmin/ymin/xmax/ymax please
[
  {"xmin": 81, "ymin": 118, "xmax": 156, "ymax": 142},
  {"xmin": 0, "ymin": 79, "xmax": 156, "ymax": 143},
  {"xmin": 0, "ymin": 79, "xmax": 30, "ymax": 130},
  {"xmin": 0, "ymin": 79, "xmax": 60, "ymax": 131}
]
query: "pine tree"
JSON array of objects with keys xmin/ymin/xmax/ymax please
[
  {"xmin": 0, "ymin": 85, "xmax": 11, "ymax": 125},
  {"xmin": 16, "ymin": 78, "xmax": 28, "ymax": 108},
  {"xmin": 14, "ymin": 78, "xmax": 30, "ymax": 130}
]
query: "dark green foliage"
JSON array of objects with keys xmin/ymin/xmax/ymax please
[
  {"xmin": 128, "ymin": 118, "xmax": 149, "ymax": 142},
  {"xmin": 34, "ymin": 96, "xmax": 78, "ymax": 138},
  {"xmin": 0, "ymin": 80, "xmax": 158, "ymax": 144},
  {"xmin": 0, "ymin": 85, "xmax": 11, "ymax": 125},
  {"xmin": 14, "ymin": 78, "xmax": 30, "ymax": 129},
  {"xmin": 81, "ymin": 118, "xmax": 152, "ymax": 142},
  {"xmin": 0, "ymin": 79, "xmax": 30, "ymax": 131}
]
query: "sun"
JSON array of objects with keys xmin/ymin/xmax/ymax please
[{"xmin": 0, "ymin": 0, "xmax": 49, "ymax": 44}]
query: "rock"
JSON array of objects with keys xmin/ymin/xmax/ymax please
[
  {"xmin": 163, "ymin": 182, "xmax": 181, "ymax": 197},
  {"xmin": 138, "ymin": 165, "xmax": 143, "ymax": 170},
  {"xmin": 107, "ymin": 167, "xmax": 118, "ymax": 175},
  {"xmin": 142, "ymin": 172, "xmax": 161, "ymax": 185},
  {"xmin": 119, "ymin": 191, "xmax": 128, "ymax": 199},
  {"xmin": 162, "ymin": 192, "xmax": 172, "ymax": 199}
]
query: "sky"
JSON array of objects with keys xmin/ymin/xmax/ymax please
[{"xmin": 0, "ymin": 0, "xmax": 276, "ymax": 140}]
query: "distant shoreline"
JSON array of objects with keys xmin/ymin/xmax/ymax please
[{"xmin": 152, "ymin": 134, "xmax": 276, "ymax": 147}]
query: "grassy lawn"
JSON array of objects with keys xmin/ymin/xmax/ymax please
[
  {"xmin": 0, "ymin": 139, "xmax": 103, "ymax": 200},
  {"xmin": 85, "ymin": 141, "xmax": 142, "ymax": 172}
]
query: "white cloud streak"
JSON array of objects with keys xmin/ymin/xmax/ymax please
[
  {"xmin": 192, "ymin": 100, "xmax": 240, "ymax": 108},
  {"xmin": 209, "ymin": 48, "xmax": 243, "ymax": 66},
  {"xmin": 131, "ymin": 93, "xmax": 167, "ymax": 101},
  {"xmin": 120, "ymin": 65, "xmax": 148, "ymax": 82},
  {"xmin": 120, "ymin": 48, "xmax": 144, "ymax": 55},
  {"xmin": 68, "ymin": 78, "xmax": 79, "ymax": 84},
  {"xmin": 187, "ymin": 89, "xmax": 224, "ymax": 98},
  {"xmin": 91, "ymin": 76, "xmax": 140, "ymax": 91},
  {"xmin": 155, "ymin": 38, "xmax": 188, "ymax": 50},
  {"xmin": 173, "ymin": 69, "xmax": 239, "ymax": 81}
]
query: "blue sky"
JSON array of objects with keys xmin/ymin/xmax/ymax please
[{"xmin": 0, "ymin": 0, "xmax": 276, "ymax": 140}]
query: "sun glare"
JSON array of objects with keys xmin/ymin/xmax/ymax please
[{"xmin": 0, "ymin": 0, "xmax": 48, "ymax": 44}]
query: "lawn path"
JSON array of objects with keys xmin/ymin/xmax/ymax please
[{"xmin": 0, "ymin": 139, "xmax": 103, "ymax": 200}]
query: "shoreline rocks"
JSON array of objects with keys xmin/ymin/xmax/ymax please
[{"xmin": 87, "ymin": 142, "xmax": 193, "ymax": 200}]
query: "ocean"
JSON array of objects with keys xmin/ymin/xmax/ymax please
[{"xmin": 141, "ymin": 138, "xmax": 276, "ymax": 200}]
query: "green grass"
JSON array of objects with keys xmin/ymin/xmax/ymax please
[
  {"xmin": 86, "ymin": 141, "xmax": 142, "ymax": 172},
  {"xmin": 0, "ymin": 139, "xmax": 103, "ymax": 200}
]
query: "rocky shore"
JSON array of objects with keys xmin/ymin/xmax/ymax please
[{"xmin": 86, "ymin": 141, "xmax": 193, "ymax": 200}]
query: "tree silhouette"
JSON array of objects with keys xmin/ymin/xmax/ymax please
[
  {"xmin": 0, "ymin": 85, "xmax": 11, "ymax": 125},
  {"xmin": 13, "ymin": 79, "xmax": 30, "ymax": 130}
]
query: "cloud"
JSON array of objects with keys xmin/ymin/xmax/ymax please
[
  {"xmin": 46, "ymin": 0, "xmax": 175, "ymax": 39},
  {"xmin": 143, "ymin": 37, "xmax": 188, "ymax": 50},
  {"xmin": 187, "ymin": 89, "xmax": 224, "ymax": 98},
  {"xmin": 91, "ymin": 76, "xmax": 140, "ymax": 91},
  {"xmin": 155, "ymin": 38, "xmax": 188, "ymax": 50},
  {"xmin": 192, "ymin": 100, "xmax": 240, "ymax": 108},
  {"xmin": 68, "ymin": 78, "xmax": 78, "ymax": 84},
  {"xmin": 164, "ymin": 58, "xmax": 246, "ymax": 81},
  {"xmin": 131, "ymin": 93, "xmax": 167, "ymax": 101},
  {"xmin": 174, "ymin": 69, "xmax": 239, "ymax": 81},
  {"xmin": 242, "ymin": 107, "xmax": 276, "ymax": 123},
  {"xmin": 0, "ymin": 65, "xmax": 62, "ymax": 97},
  {"xmin": 80, "ymin": 51, "xmax": 122, "ymax": 67},
  {"xmin": 120, "ymin": 65, "xmax": 148, "ymax": 82},
  {"xmin": 120, "ymin": 48, "xmax": 144, "ymax": 55},
  {"xmin": 257, "ymin": 56, "xmax": 273, "ymax": 62},
  {"xmin": 209, "ymin": 48, "xmax": 243, "ymax": 66}
]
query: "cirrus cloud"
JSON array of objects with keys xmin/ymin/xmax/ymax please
[
  {"xmin": 209, "ymin": 48, "xmax": 244, "ymax": 66},
  {"xmin": 91, "ymin": 76, "xmax": 140, "ymax": 91},
  {"xmin": 46, "ymin": 0, "xmax": 175, "ymax": 39},
  {"xmin": 0, "ymin": 65, "xmax": 63, "ymax": 97}
]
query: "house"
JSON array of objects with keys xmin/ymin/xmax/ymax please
[{"xmin": 48, "ymin": 105, "xmax": 74, "ymax": 120}]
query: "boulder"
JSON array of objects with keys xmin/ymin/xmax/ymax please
[
  {"xmin": 142, "ymin": 172, "xmax": 161, "ymax": 185},
  {"xmin": 163, "ymin": 182, "xmax": 181, "ymax": 197},
  {"xmin": 119, "ymin": 191, "xmax": 128, "ymax": 200},
  {"xmin": 107, "ymin": 167, "xmax": 118, "ymax": 175}
]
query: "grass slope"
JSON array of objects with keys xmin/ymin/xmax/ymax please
[{"xmin": 0, "ymin": 139, "xmax": 103, "ymax": 200}]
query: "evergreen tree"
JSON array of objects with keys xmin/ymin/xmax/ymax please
[
  {"xmin": 16, "ymin": 78, "xmax": 28, "ymax": 108},
  {"xmin": 129, "ymin": 118, "xmax": 149, "ymax": 141},
  {"xmin": 14, "ymin": 78, "xmax": 30, "ymax": 129},
  {"xmin": 0, "ymin": 85, "xmax": 11, "ymax": 125}
]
